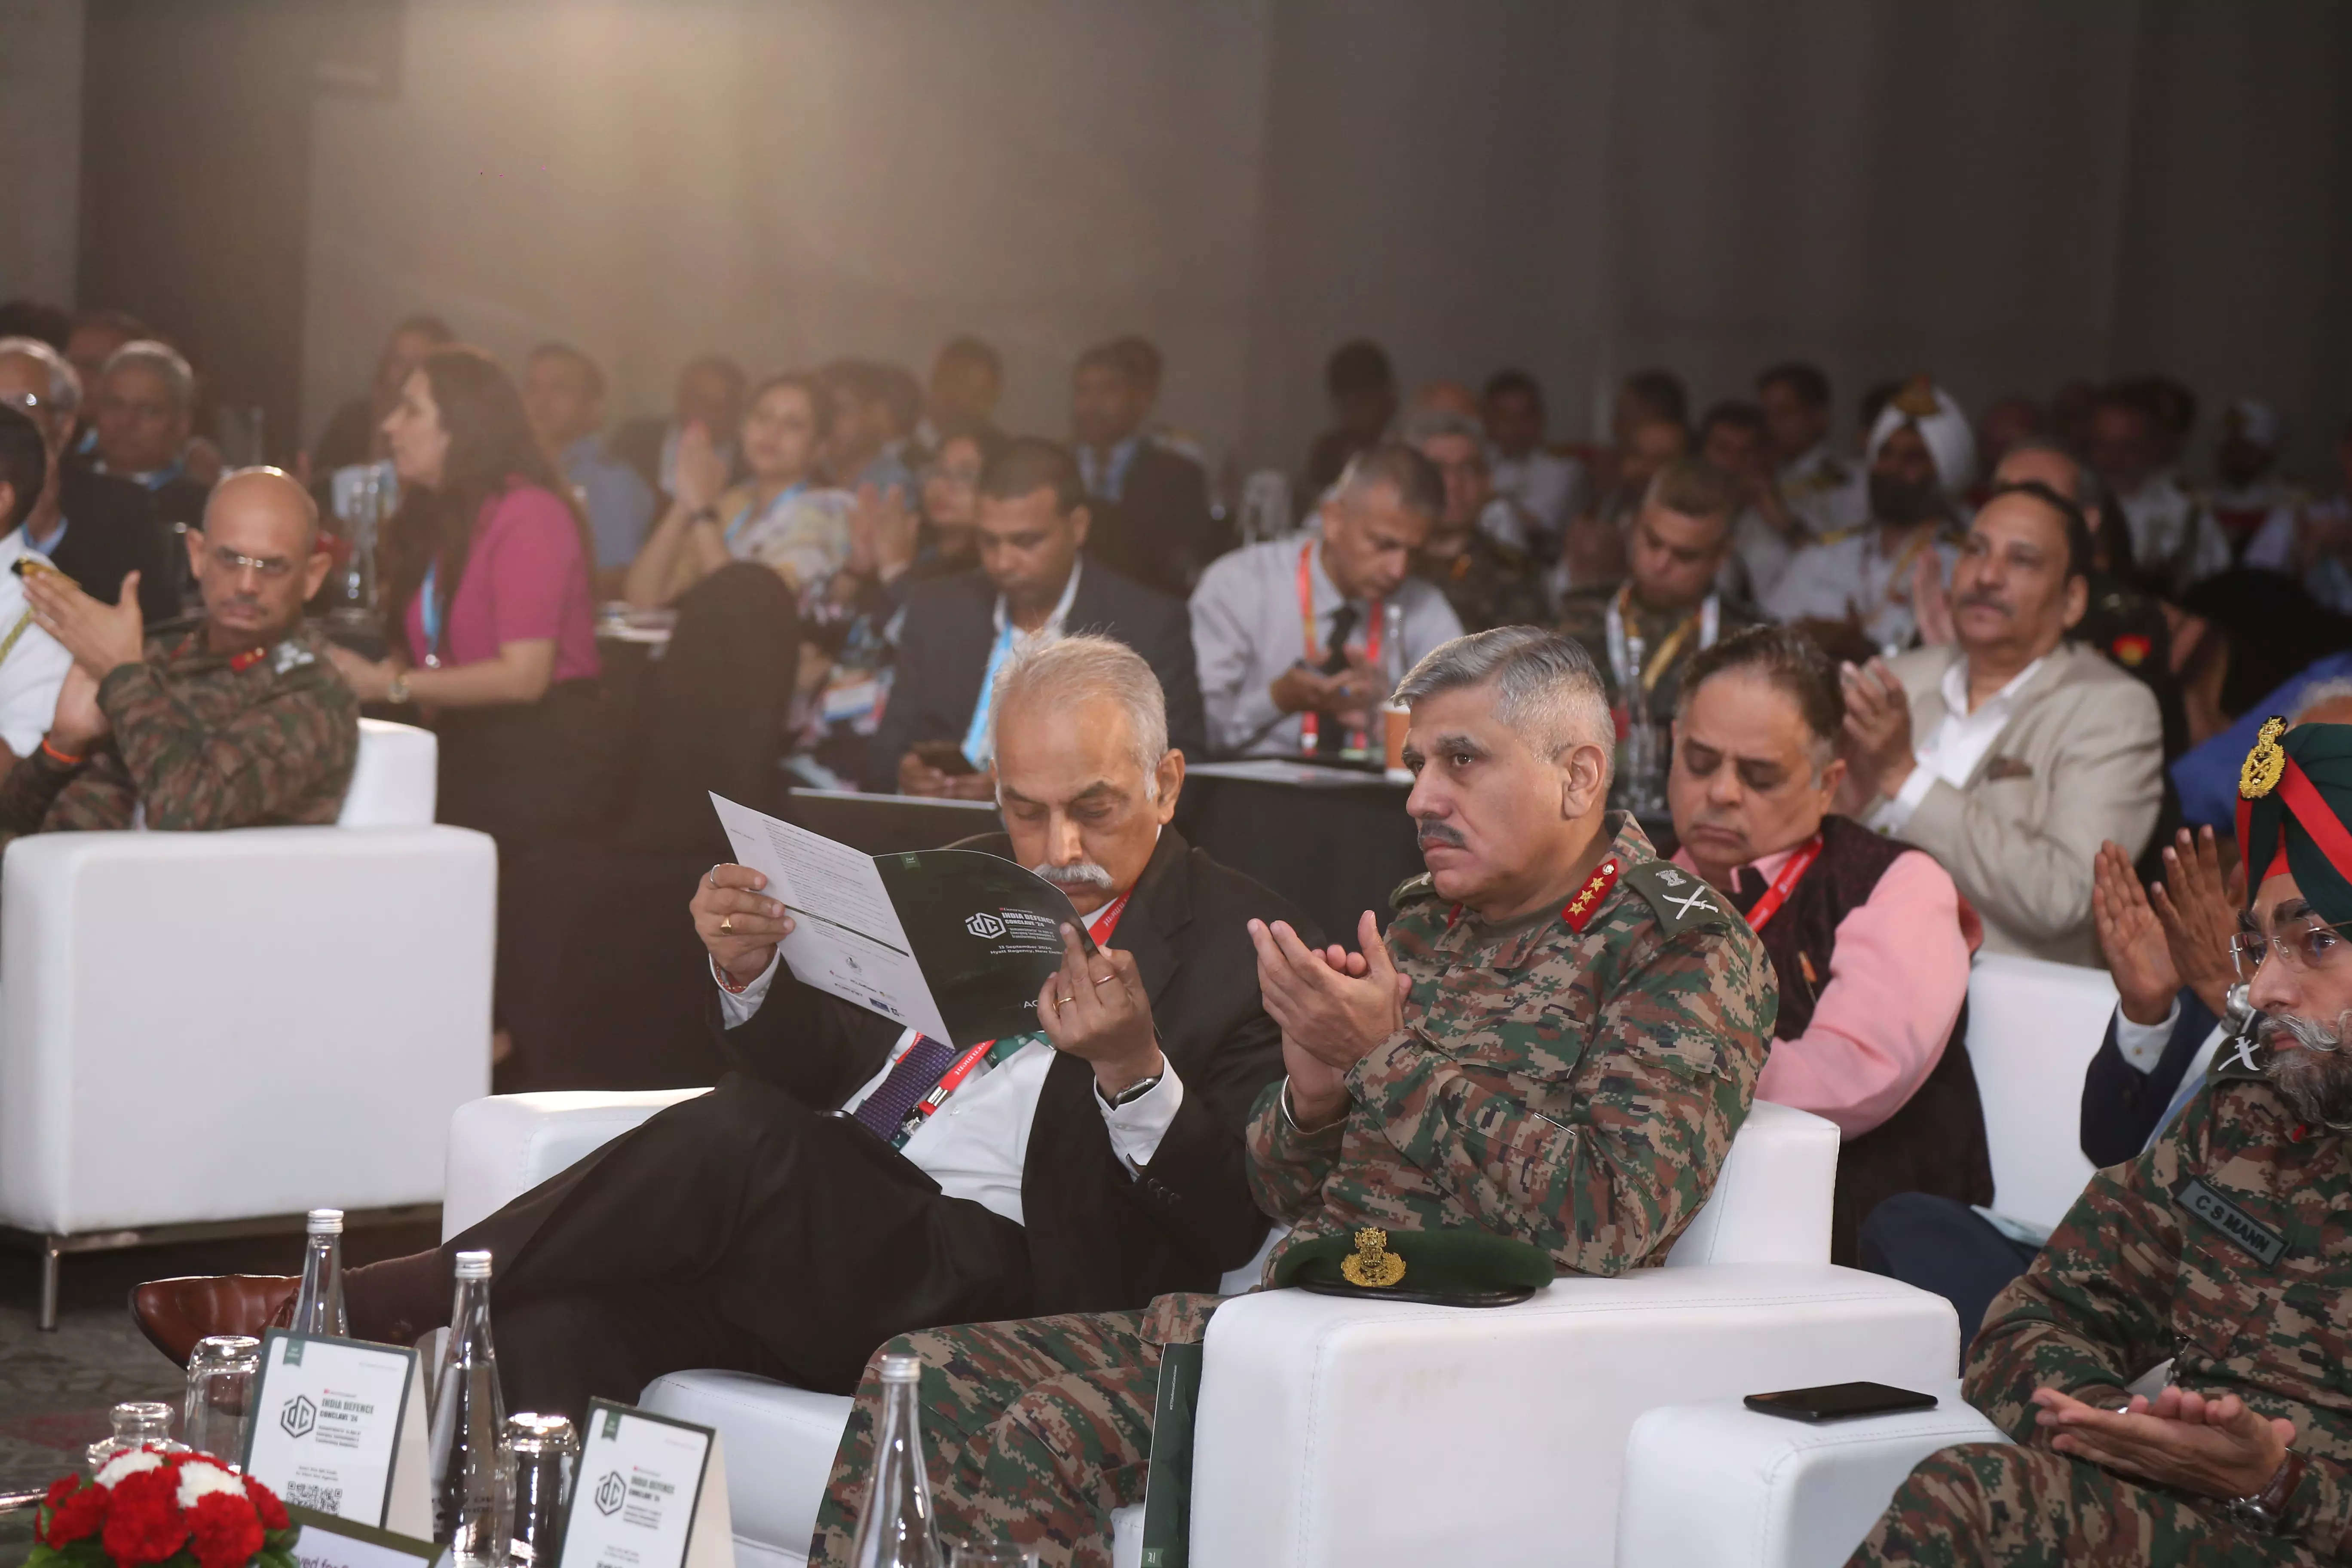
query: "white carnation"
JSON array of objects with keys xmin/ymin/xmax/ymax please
[
  {"xmin": 177, "ymin": 1459, "xmax": 248, "ymax": 1509},
  {"xmin": 94, "ymin": 1449, "xmax": 165, "ymax": 1488}
]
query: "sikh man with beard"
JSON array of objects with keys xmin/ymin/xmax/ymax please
[
  {"xmin": 1848, "ymin": 718, "xmax": 2352, "ymax": 1566},
  {"xmin": 131, "ymin": 636, "xmax": 1304, "ymax": 1420}
]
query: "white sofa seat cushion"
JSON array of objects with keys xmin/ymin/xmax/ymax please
[
  {"xmin": 641, "ymin": 1371, "xmax": 852, "ymax": 1562},
  {"xmin": 339, "ymin": 718, "xmax": 439, "ymax": 825},
  {"xmin": 441, "ymin": 1089, "xmax": 708, "ymax": 1240},
  {"xmin": 1615, "ymin": 1383, "xmax": 2009, "ymax": 1568}
]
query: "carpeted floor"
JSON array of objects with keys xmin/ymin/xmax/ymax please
[{"xmin": 0, "ymin": 1221, "xmax": 438, "ymax": 1553}]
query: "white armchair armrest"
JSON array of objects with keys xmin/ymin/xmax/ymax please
[
  {"xmin": 1188, "ymin": 1266, "xmax": 1958, "ymax": 1568},
  {"xmin": 1615, "ymin": 1384, "xmax": 2007, "ymax": 1568},
  {"xmin": 442, "ymin": 1088, "xmax": 709, "ymax": 1240}
]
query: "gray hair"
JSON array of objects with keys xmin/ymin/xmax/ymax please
[
  {"xmin": 2292, "ymin": 677, "xmax": 2352, "ymax": 723},
  {"xmin": 1399, "ymin": 407, "xmax": 1485, "ymax": 450},
  {"xmin": 987, "ymin": 632, "xmax": 1171, "ymax": 800},
  {"xmin": 0, "ymin": 335, "xmax": 80, "ymax": 420},
  {"xmin": 101, "ymin": 339, "xmax": 195, "ymax": 414},
  {"xmin": 1391, "ymin": 626, "xmax": 1614, "ymax": 781}
]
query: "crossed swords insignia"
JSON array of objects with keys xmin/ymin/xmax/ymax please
[
  {"xmin": 1664, "ymin": 884, "xmax": 1718, "ymax": 920},
  {"xmin": 2221, "ymin": 1033, "xmax": 2263, "ymax": 1075}
]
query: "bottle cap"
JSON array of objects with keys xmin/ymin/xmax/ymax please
[
  {"xmin": 505, "ymin": 1412, "xmax": 579, "ymax": 1456},
  {"xmin": 453, "ymin": 1249, "xmax": 493, "ymax": 1280},
  {"xmin": 878, "ymin": 1353, "xmax": 922, "ymax": 1384},
  {"xmin": 306, "ymin": 1208, "xmax": 345, "ymax": 1234}
]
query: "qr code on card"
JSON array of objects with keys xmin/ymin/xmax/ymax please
[{"xmin": 283, "ymin": 1481, "xmax": 343, "ymax": 1513}]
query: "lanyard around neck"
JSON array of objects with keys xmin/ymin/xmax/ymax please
[
  {"xmin": 1740, "ymin": 834, "xmax": 1824, "ymax": 933},
  {"xmin": 1296, "ymin": 539, "xmax": 1384, "ymax": 754}
]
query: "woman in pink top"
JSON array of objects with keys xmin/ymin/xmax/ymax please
[{"xmin": 329, "ymin": 346, "xmax": 607, "ymax": 839}]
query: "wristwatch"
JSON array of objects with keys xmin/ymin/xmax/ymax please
[
  {"xmin": 688, "ymin": 504, "xmax": 721, "ymax": 527},
  {"xmin": 1105, "ymin": 1072, "xmax": 1163, "ymax": 1109},
  {"xmin": 2228, "ymin": 1449, "xmax": 2306, "ymax": 1531},
  {"xmin": 387, "ymin": 671, "xmax": 412, "ymax": 705}
]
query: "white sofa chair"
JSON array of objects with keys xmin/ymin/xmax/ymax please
[
  {"xmin": 1614, "ymin": 1382, "xmax": 2007, "ymax": 1568},
  {"xmin": 441, "ymin": 1095, "xmax": 1958, "ymax": 1568},
  {"xmin": 1607, "ymin": 953, "xmax": 2134, "ymax": 1568},
  {"xmin": 0, "ymin": 719, "xmax": 495, "ymax": 1326}
]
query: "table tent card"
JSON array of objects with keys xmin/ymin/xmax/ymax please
[
  {"xmin": 558, "ymin": 1400, "xmax": 733, "ymax": 1568},
  {"xmin": 242, "ymin": 1330, "xmax": 432, "ymax": 1537},
  {"xmin": 281, "ymin": 1504, "xmax": 439, "ymax": 1568},
  {"xmin": 711, "ymin": 792, "xmax": 1090, "ymax": 1047}
]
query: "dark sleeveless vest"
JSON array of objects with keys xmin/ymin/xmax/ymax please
[{"xmin": 1739, "ymin": 815, "xmax": 1994, "ymax": 1266}]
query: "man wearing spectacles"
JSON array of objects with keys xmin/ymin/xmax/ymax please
[
  {"xmin": 1851, "ymin": 718, "xmax": 2352, "ymax": 1565},
  {"xmin": 0, "ymin": 466, "xmax": 355, "ymax": 856}
]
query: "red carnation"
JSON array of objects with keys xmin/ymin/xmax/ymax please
[
  {"xmin": 244, "ymin": 1476, "xmax": 290, "ymax": 1534},
  {"xmin": 186, "ymin": 1491, "xmax": 265, "ymax": 1568},
  {"xmin": 42, "ymin": 1479, "xmax": 107, "ymax": 1547},
  {"xmin": 100, "ymin": 1468, "xmax": 189, "ymax": 1566}
]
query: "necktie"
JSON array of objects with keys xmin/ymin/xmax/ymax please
[
  {"xmin": 851, "ymin": 1033, "xmax": 958, "ymax": 1141},
  {"xmin": 1315, "ymin": 604, "xmax": 1360, "ymax": 755}
]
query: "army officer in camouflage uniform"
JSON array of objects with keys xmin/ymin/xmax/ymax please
[
  {"xmin": 809, "ymin": 626, "xmax": 1779, "ymax": 1566},
  {"xmin": 0, "ymin": 466, "xmax": 355, "ymax": 850},
  {"xmin": 1850, "ymin": 717, "xmax": 2352, "ymax": 1566}
]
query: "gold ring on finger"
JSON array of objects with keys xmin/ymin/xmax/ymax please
[
  {"xmin": 1054, "ymin": 993, "xmax": 1072, "ymax": 1008},
  {"xmin": 720, "ymin": 915, "xmax": 734, "ymax": 935},
  {"xmin": 1093, "ymin": 973, "xmax": 1118, "ymax": 986}
]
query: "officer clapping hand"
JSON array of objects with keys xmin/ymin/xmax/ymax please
[
  {"xmin": 27, "ymin": 567, "xmax": 144, "ymax": 678},
  {"xmin": 692, "ymin": 864, "xmax": 796, "ymax": 987},
  {"xmin": 1249, "ymin": 910, "xmax": 1409, "ymax": 1130},
  {"xmin": 1035, "ymin": 922, "xmax": 1164, "ymax": 1099},
  {"xmin": 2033, "ymin": 1384, "xmax": 2293, "ymax": 1500}
]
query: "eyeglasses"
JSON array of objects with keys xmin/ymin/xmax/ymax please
[
  {"xmin": 2230, "ymin": 918, "xmax": 2352, "ymax": 980},
  {"xmin": 206, "ymin": 545, "xmax": 297, "ymax": 581},
  {"xmin": 924, "ymin": 464, "xmax": 982, "ymax": 488}
]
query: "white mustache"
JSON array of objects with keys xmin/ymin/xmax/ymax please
[{"xmin": 1032, "ymin": 860, "xmax": 1114, "ymax": 891}]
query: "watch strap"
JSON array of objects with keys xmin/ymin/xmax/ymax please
[
  {"xmin": 2233, "ymin": 1448, "xmax": 2305, "ymax": 1531},
  {"xmin": 1106, "ymin": 1072, "xmax": 1163, "ymax": 1109}
]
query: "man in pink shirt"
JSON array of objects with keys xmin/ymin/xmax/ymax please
[{"xmin": 1668, "ymin": 624, "xmax": 1988, "ymax": 1263}]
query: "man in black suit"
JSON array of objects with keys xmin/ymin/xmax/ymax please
[
  {"xmin": 0, "ymin": 335, "xmax": 183, "ymax": 624},
  {"xmin": 132, "ymin": 634, "xmax": 1302, "ymax": 1418},
  {"xmin": 870, "ymin": 436, "xmax": 1205, "ymax": 796},
  {"xmin": 1069, "ymin": 339, "xmax": 1225, "ymax": 599}
]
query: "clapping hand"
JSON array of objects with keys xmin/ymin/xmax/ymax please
[
  {"xmin": 1250, "ymin": 910, "xmax": 1408, "ymax": 1129},
  {"xmin": 44, "ymin": 662, "xmax": 107, "ymax": 755},
  {"xmin": 26, "ymin": 567, "xmax": 144, "ymax": 678},
  {"xmin": 1912, "ymin": 548, "xmax": 1956, "ymax": 646},
  {"xmin": 673, "ymin": 422, "xmax": 729, "ymax": 516},
  {"xmin": 2149, "ymin": 826, "xmax": 2242, "ymax": 1018},
  {"xmin": 848, "ymin": 483, "xmax": 918, "ymax": 583},
  {"xmin": 1838, "ymin": 658, "xmax": 1915, "ymax": 803},
  {"xmin": 2033, "ymin": 1384, "xmax": 2291, "ymax": 1500},
  {"xmin": 2092, "ymin": 839, "xmax": 2180, "ymax": 1026}
]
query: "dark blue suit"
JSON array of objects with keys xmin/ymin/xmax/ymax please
[{"xmin": 1862, "ymin": 986, "xmax": 2229, "ymax": 1357}]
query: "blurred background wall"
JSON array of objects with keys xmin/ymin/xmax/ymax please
[{"xmin": 28, "ymin": 0, "xmax": 2352, "ymax": 479}]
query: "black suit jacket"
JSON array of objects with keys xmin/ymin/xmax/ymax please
[
  {"xmin": 53, "ymin": 469, "xmax": 187, "ymax": 625},
  {"xmin": 1085, "ymin": 444, "xmax": 1226, "ymax": 600},
  {"xmin": 712, "ymin": 826, "xmax": 1302, "ymax": 1313},
  {"xmin": 862, "ymin": 556, "xmax": 1207, "ymax": 790},
  {"xmin": 2080, "ymin": 987, "xmax": 2222, "ymax": 1167}
]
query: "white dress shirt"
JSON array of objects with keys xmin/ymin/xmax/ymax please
[
  {"xmin": 1188, "ymin": 534, "xmax": 1464, "ymax": 756},
  {"xmin": 1486, "ymin": 447, "xmax": 1586, "ymax": 541},
  {"xmin": 713, "ymin": 891, "xmax": 1180, "ymax": 1226},
  {"xmin": 0, "ymin": 530, "xmax": 75, "ymax": 758},
  {"xmin": 1868, "ymin": 654, "xmax": 2047, "ymax": 836}
]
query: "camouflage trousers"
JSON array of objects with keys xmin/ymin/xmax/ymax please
[
  {"xmin": 1845, "ymin": 1443, "xmax": 2325, "ymax": 1567},
  {"xmin": 808, "ymin": 1310, "xmax": 1163, "ymax": 1568}
]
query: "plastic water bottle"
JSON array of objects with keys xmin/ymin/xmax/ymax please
[
  {"xmin": 288, "ymin": 1208, "xmax": 348, "ymax": 1337},
  {"xmin": 429, "ymin": 1251, "xmax": 508, "ymax": 1563},
  {"xmin": 848, "ymin": 1353, "xmax": 942, "ymax": 1568}
]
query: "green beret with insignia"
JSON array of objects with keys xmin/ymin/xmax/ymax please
[
  {"xmin": 1272, "ymin": 1225, "xmax": 1556, "ymax": 1308},
  {"xmin": 2238, "ymin": 719, "xmax": 2352, "ymax": 929}
]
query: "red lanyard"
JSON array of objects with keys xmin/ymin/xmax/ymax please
[
  {"xmin": 1295, "ymin": 540, "xmax": 1382, "ymax": 754},
  {"xmin": 897, "ymin": 889, "xmax": 1134, "ymax": 1137},
  {"xmin": 1741, "ymin": 836, "xmax": 1823, "ymax": 933}
]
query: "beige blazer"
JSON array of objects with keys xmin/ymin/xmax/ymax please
[{"xmin": 1874, "ymin": 640, "xmax": 2162, "ymax": 968}]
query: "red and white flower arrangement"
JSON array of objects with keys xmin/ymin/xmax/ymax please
[{"xmin": 28, "ymin": 1447, "xmax": 299, "ymax": 1568}]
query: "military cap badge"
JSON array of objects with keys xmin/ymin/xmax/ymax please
[
  {"xmin": 1339, "ymin": 1226, "xmax": 1406, "ymax": 1289},
  {"xmin": 2241, "ymin": 716, "xmax": 2288, "ymax": 801}
]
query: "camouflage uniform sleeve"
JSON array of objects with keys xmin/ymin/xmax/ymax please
[
  {"xmin": 1961, "ymin": 1090, "xmax": 2202, "ymax": 1441},
  {"xmin": 1244, "ymin": 1077, "xmax": 1348, "ymax": 1225},
  {"xmin": 0, "ymin": 744, "xmax": 83, "ymax": 846},
  {"xmin": 1341, "ymin": 919, "xmax": 1771, "ymax": 1276},
  {"xmin": 98, "ymin": 656, "xmax": 360, "ymax": 831}
]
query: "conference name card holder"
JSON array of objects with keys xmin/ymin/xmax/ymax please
[
  {"xmin": 240, "ymin": 1329, "xmax": 434, "ymax": 1545},
  {"xmin": 280, "ymin": 1505, "xmax": 439, "ymax": 1568},
  {"xmin": 558, "ymin": 1399, "xmax": 734, "ymax": 1568}
]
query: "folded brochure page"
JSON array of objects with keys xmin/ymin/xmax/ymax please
[{"xmin": 710, "ymin": 793, "xmax": 1092, "ymax": 1048}]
